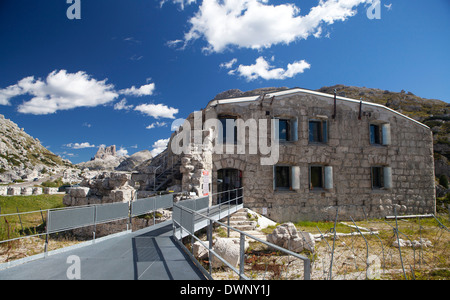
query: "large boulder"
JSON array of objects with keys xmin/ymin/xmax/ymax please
[
  {"xmin": 267, "ymin": 223, "xmax": 315, "ymax": 253},
  {"xmin": 211, "ymin": 237, "xmax": 249, "ymax": 268},
  {"xmin": 69, "ymin": 187, "xmax": 90, "ymax": 198}
]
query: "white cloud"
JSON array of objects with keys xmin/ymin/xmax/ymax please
[
  {"xmin": 0, "ymin": 70, "xmax": 119, "ymax": 115},
  {"xmin": 230, "ymin": 56, "xmax": 310, "ymax": 81},
  {"xmin": 119, "ymin": 83, "xmax": 155, "ymax": 97},
  {"xmin": 0, "ymin": 70, "xmax": 161, "ymax": 115},
  {"xmin": 64, "ymin": 142, "xmax": 97, "ymax": 149},
  {"xmin": 135, "ymin": 103, "xmax": 179, "ymax": 119},
  {"xmin": 160, "ymin": 0, "xmax": 197, "ymax": 10},
  {"xmin": 114, "ymin": 98, "xmax": 134, "ymax": 111},
  {"xmin": 180, "ymin": 0, "xmax": 370, "ymax": 52},
  {"xmin": 116, "ymin": 147, "xmax": 129, "ymax": 157},
  {"xmin": 150, "ymin": 138, "xmax": 170, "ymax": 157},
  {"xmin": 220, "ymin": 58, "xmax": 238, "ymax": 69},
  {"xmin": 146, "ymin": 121, "xmax": 168, "ymax": 129}
]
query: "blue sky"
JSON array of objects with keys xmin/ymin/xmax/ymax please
[{"xmin": 0, "ymin": 0, "xmax": 449, "ymax": 164}]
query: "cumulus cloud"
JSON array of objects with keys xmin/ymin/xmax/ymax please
[
  {"xmin": 0, "ymin": 70, "xmax": 119, "ymax": 115},
  {"xmin": 116, "ymin": 147, "xmax": 129, "ymax": 157},
  {"xmin": 0, "ymin": 70, "xmax": 163, "ymax": 115},
  {"xmin": 146, "ymin": 121, "xmax": 168, "ymax": 129},
  {"xmin": 64, "ymin": 142, "xmax": 97, "ymax": 149},
  {"xmin": 119, "ymin": 83, "xmax": 155, "ymax": 97},
  {"xmin": 220, "ymin": 58, "xmax": 238, "ymax": 69},
  {"xmin": 114, "ymin": 99, "xmax": 134, "ymax": 111},
  {"xmin": 180, "ymin": 0, "xmax": 370, "ymax": 52},
  {"xmin": 135, "ymin": 103, "xmax": 179, "ymax": 119},
  {"xmin": 150, "ymin": 138, "xmax": 170, "ymax": 157},
  {"xmin": 229, "ymin": 56, "xmax": 310, "ymax": 81},
  {"xmin": 160, "ymin": 0, "xmax": 197, "ymax": 10}
]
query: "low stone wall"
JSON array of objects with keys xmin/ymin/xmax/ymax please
[{"xmin": 0, "ymin": 186, "xmax": 61, "ymax": 196}]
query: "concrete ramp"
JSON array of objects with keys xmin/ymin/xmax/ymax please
[{"xmin": 0, "ymin": 221, "xmax": 206, "ymax": 280}]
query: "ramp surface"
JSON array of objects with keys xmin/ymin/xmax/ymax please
[{"xmin": 0, "ymin": 221, "xmax": 206, "ymax": 280}]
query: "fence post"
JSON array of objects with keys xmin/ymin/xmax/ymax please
[
  {"xmin": 393, "ymin": 206, "xmax": 407, "ymax": 280},
  {"xmin": 16, "ymin": 207, "xmax": 24, "ymax": 233},
  {"xmin": 329, "ymin": 207, "xmax": 339, "ymax": 280}
]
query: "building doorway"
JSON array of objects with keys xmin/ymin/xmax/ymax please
[{"xmin": 217, "ymin": 168, "xmax": 242, "ymax": 204}]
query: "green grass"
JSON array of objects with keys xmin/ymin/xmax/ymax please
[
  {"xmin": 0, "ymin": 194, "xmax": 65, "ymax": 214},
  {"xmin": 0, "ymin": 194, "xmax": 65, "ymax": 242}
]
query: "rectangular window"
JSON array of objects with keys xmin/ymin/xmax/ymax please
[
  {"xmin": 274, "ymin": 118, "xmax": 298, "ymax": 142},
  {"xmin": 310, "ymin": 166, "xmax": 323, "ymax": 189},
  {"xmin": 275, "ymin": 166, "xmax": 291, "ymax": 189},
  {"xmin": 274, "ymin": 166, "xmax": 300, "ymax": 191},
  {"xmin": 370, "ymin": 123, "xmax": 391, "ymax": 146},
  {"xmin": 278, "ymin": 119, "xmax": 291, "ymax": 141},
  {"xmin": 309, "ymin": 120, "xmax": 328, "ymax": 143},
  {"xmin": 371, "ymin": 166, "xmax": 392, "ymax": 189},
  {"xmin": 371, "ymin": 166, "xmax": 384, "ymax": 188},
  {"xmin": 370, "ymin": 124, "xmax": 381, "ymax": 145},
  {"xmin": 219, "ymin": 117, "xmax": 237, "ymax": 144},
  {"xmin": 309, "ymin": 165, "xmax": 333, "ymax": 190}
]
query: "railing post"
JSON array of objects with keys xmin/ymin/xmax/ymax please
[
  {"xmin": 239, "ymin": 232, "xmax": 245, "ymax": 280},
  {"xmin": 304, "ymin": 258, "xmax": 311, "ymax": 280},
  {"xmin": 44, "ymin": 209, "xmax": 49, "ymax": 255},
  {"xmin": 93, "ymin": 205, "xmax": 97, "ymax": 242},
  {"xmin": 208, "ymin": 219, "xmax": 213, "ymax": 276}
]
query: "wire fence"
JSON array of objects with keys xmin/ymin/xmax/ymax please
[{"xmin": 309, "ymin": 206, "xmax": 450, "ymax": 280}]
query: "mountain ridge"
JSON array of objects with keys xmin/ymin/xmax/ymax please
[{"xmin": 0, "ymin": 114, "xmax": 72, "ymax": 182}]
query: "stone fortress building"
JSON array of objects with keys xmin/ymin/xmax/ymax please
[{"xmin": 165, "ymin": 87, "xmax": 436, "ymax": 222}]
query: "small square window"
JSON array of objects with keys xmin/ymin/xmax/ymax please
[{"xmin": 309, "ymin": 120, "xmax": 327, "ymax": 143}]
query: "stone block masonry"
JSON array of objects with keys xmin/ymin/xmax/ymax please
[{"xmin": 169, "ymin": 88, "xmax": 436, "ymax": 222}]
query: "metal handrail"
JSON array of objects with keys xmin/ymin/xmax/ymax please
[
  {"xmin": 172, "ymin": 188, "xmax": 311, "ymax": 280},
  {"xmin": 0, "ymin": 193, "xmax": 174, "ymax": 248}
]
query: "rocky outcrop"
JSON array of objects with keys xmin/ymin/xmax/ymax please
[
  {"xmin": 62, "ymin": 171, "xmax": 138, "ymax": 238},
  {"xmin": 63, "ymin": 171, "xmax": 135, "ymax": 206},
  {"xmin": 0, "ymin": 114, "xmax": 72, "ymax": 182},
  {"xmin": 116, "ymin": 150, "xmax": 153, "ymax": 171},
  {"xmin": 77, "ymin": 145, "xmax": 127, "ymax": 171}
]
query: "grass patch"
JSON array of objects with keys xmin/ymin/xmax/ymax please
[
  {"xmin": 0, "ymin": 194, "xmax": 65, "ymax": 242},
  {"xmin": 0, "ymin": 194, "xmax": 65, "ymax": 214}
]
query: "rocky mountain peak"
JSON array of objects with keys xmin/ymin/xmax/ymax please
[{"xmin": 94, "ymin": 145, "xmax": 117, "ymax": 160}]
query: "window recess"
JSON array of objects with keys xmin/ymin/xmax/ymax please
[
  {"xmin": 273, "ymin": 165, "xmax": 300, "ymax": 191},
  {"xmin": 370, "ymin": 123, "xmax": 391, "ymax": 146},
  {"xmin": 309, "ymin": 119, "xmax": 328, "ymax": 144},
  {"xmin": 273, "ymin": 117, "xmax": 298, "ymax": 142},
  {"xmin": 371, "ymin": 166, "xmax": 392, "ymax": 189},
  {"xmin": 309, "ymin": 165, "xmax": 333, "ymax": 190}
]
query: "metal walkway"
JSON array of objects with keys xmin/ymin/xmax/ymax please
[{"xmin": 0, "ymin": 221, "xmax": 206, "ymax": 280}]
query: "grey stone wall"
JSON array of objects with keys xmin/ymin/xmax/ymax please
[{"xmin": 172, "ymin": 91, "xmax": 435, "ymax": 222}]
